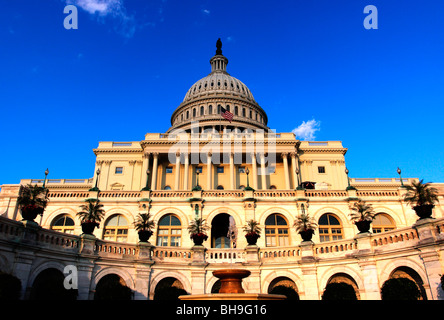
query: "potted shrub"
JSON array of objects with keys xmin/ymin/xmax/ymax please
[
  {"xmin": 403, "ymin": 179, "xmax": 439, "ymax": 220},
  {"xmin": 294, "ymin": 213, "xmax": 318, "ymax": 242},
  {"xmin": 134, "ymin": 213, "xmax": 155, "ymax": 242},
  {"xmin": 349, "ymin": 200, "xmax": 376, "ymax": 233},
  {"xmin": 76, "ymin": 199, "xmax": 105, "ymax": 235},
  {"xmin": 17, "ymin": 184, "xmax": 49, "ymax": 222},
  {"xmin": 243, "ymin": 219, "xmax": 261, "ymax": 245},
  {"xmin": 187, "ymin": 217, "xmax": 209, "ymax": 246}
]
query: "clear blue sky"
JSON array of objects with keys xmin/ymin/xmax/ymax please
[{"xmin": 1, "ymin": 0, "xmax": 443, "ymax": 185}]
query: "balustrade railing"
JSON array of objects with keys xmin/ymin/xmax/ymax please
[{"xmin": 0, "ymin": 216, "xmax": 442, "ymax": 265}]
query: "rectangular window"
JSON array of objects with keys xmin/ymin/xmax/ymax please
[
  {"xmin": 166, "ymin": 167, "xmax": 173, "ymax": 174},
  {"xmin": 115, "ymin": 167, "xmax": 123, "ymax": 174},
  {"xmin": 217, "ymin": 167, "xmax": 224, "ymax": 173},
  {"xmin": 318, "ymin": 166, "xmax": 326, "ymax": 174}
]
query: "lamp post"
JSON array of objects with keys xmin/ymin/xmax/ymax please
[
  {"xmin": 193, "ymin": 167, "xmax": 202, "ymax": 191},
  {"xmin": 295, "ymin": 168, "xmax": 303, "ymax": 190},
  {"xmin": 142, "ymin": 169, "xmax": 151, "ymax": 191},
  {"xmin": 90, "ymin": 168, "xmax": 101, "ymax": 191},
  {"xmin": 397, "ymin": 167, "xmax": 405, "ymax": 187},
  {"xmin": 42, "ymin": 168, "xmax": 49, "ymax": 188},
  {"xmin": 244, "ymin": 167, "xmax": 254, "ymax": 191},
  {"xmin": 345, "ymin": 167, "xmax": 356, "ymax": 191}
]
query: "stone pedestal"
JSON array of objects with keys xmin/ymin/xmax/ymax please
[{"xmin": 191, "ymin": 245, "xmax": 207, "ymax": 266}]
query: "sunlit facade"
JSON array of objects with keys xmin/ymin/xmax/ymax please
[{"xmin": 0, "ymin": 42, "xmax": 443, "ymax": 300}]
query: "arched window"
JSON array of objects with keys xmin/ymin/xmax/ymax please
[
  {"xmin": 372, "ymin": 213, "xmax": 396, "ymax": 233},
  {"xmin": 157, "ymin": 214, "xmax": 182, "ymax": 247},
  {"xmin": 226, "ymin": 105, "xmax": 230, "ymax": 112},
  {"xmin": 234, "ymin": 106, "xmax": 238, "ymax": 116},
  {"xmin": 164, "ymin": 185, "xmax": 171, "ymax": 190},
  {"xmin": 51, "ymin": 215, "xmax": 75, "ymax": 234},
  {"xmin": 216, "ymin": 185, "xmax": 224, "ymax": 190},
  {"xmin": 193, "ymin": 108, "xmax": 196, "ymax": 117},
  {"xmin": 103, "ymin": 215, "xmax": 128, "ymax": 242},
  {"xmin": 186, "ymin": 111, "xmax": 189, "ymax": 119},
  {"xmin": 265, "ymin": 214, "xmax": 289, "ymax": 247},
  {"xmin": 209, "ymin": 105, "xmax": 213, "ymax": 114},
  {"xmin": 242, "ymin": 108, "xmax": 246, "ymax": 117},
  {"xmin": 318, "ymin": 213, "xmax": 343, "ymax": 242},
  {"xmin": 200, "ymin": 106, "xmax": 204, "ymax": 116}
]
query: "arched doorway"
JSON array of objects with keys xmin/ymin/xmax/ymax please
[
  {"xmin": 94, "ymin": 274, "xmax": 132, "ymax": 300},
  {"xmin": 30, "ymin": 268, "xmax": 77, "ymax": 300},
  {"xmin": 267, "ymin": 277, "xmax": 299, "ymax": 300},
  {"xmin": 154, "ymin": 277, "xmax": 188, "ymax": 300},
  {"xmin": 211, "ymin": 213, "xmax": 236, "ymax": 248},
  {"xmin": 322, "ymin": 273, "xmax": 360, "ymax": 300},
  {"xmin": 383, "ymin": 267, "xmax": 427, "ymax": 300}
]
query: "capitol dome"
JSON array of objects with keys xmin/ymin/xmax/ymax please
[{"xmin": 168, "ymin": 39, "xmax": 268, "ymax": 133}]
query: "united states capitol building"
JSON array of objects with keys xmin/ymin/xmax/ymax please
[{"xmin": 1, "ymin": 41, "xmax": 443, "ymax": 300}]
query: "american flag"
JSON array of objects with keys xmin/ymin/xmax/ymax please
[{"xmin": 220, "ymin": 106, "xmax": 234, "ymax": 123}]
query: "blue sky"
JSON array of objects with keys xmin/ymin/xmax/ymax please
[{"xmin": 1, "ymin": 0, "xmax": 443, "ymax": 185}]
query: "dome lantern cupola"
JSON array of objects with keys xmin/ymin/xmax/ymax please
[
  {"xmin": 210, "ymin": 38, "xmax": 228, "ymax": 74},
  {"xmin": 167, "ymin": 39, "xmax": 269, "ymax": 133}
]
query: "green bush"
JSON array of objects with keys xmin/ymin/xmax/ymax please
[
  {"xmin": 381, "ymin": 278, "xmax": 421, "ymax": 300},
  {"xmin": 322, "ymin": 282, "xmax": 357, "ymax": 300}
]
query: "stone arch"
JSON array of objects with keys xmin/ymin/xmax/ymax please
[
  {"xmin": 0, "ymin": 253, "xmax": 12, "ymax": 273},
  {"xmin": 371, "ymin": 206, "xmax": 403, "ymax": 226},
  {"xmin": 101, "ymin": 207, "xmax": 134, "ymax": 228},
  {"xmin": 262, "ymin": 270, "xmax": 303, "ymax": 297},
  {"xmin": 258, "ymin": 207, "xmax": 294, "ymax": 226},
  {"xmin": 206, "ymin": 207, "xmax": 242, "ymax": 227},
  {"xmin": 379, "ymin": 258, "xmax": 429, "ymax": 299},
  {"xmin": 152, "ymin": 207, "xmax": 189, "ymax": 227},
  {"xmin": 319, "ymin": 266, "xmax": 364, "ymax": 299},
  {"xmin": 28, "ymin": 260, "xmax": 67, "ymax": 288},
  {"xmin": 29, "ymin": 265, "xmax": 77, "ymax": 300},
  {"xmin": 92, "ymin": 267, "xmax": 135, "ymax": 292},
  {"xmin": 150, "ymin": 271, "xmax": 191, "ymax": 299},
  {"xmin": 43, "ymin": 207, "xmax": 77, "ymax": 227},
  {"xmin": 312, "ymin": 206, "xmax": 348, "ymax": 225},
  {"xmin": 379, "ymin": 258, "xmax": 427, "ymax": 286},
  {"xmin": 323, "ymin": 272, "xmax": 361, "ymax": 300}
]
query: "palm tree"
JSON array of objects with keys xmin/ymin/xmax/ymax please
[
  {"xmin": 404, "ymin": 179, "xmax": 438, "ymax": 219},
  {"xmin": 294, "ymin": 213, "xmax": 318, "ymax": 241},
  {"xmin": 134, "ymin": 213, "xmax": 156, "ymax": 242},
  {"xmin": 349, "ymin": 200, "xmax": 376, "ymax": 222},
  {"xmin": 243, "ymin": 220, "xmax": 261, "ymax": 245},
  {"xmin": 76, "ymin": 199, "xmax": 105, "ymax": 234},
  {"xmin": 187, "ymin": 217, "xmax": 209, "ymax": 245},
  {"xmin": 349, "ymin": 200, "xmax": 376, "ymax": 233},
  {"xmin": 17, "ymin": 184, "xmax": 49, "ymax": 221}
]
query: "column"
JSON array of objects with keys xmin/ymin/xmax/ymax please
[
  {"xmin": 104, "ymin": 160, "xmax": 112, "ymax": 190},
  {"xmin": 175, "ymin": 152, "xmax": 181, "ymax": 190},
  {"xmin": 230, "ymin": 152, "xmax": 235, "ymax": 189},
  {"xmin": 290, "ymin": 152, "xmax": 298, "ymax": 189},
  {"xmin": 207, "ymin": 152, "xmax": 212, "ymax": 190},
  {"xmin": 251, "ymin": 152, "xmax": 258, "ymax": 190},
  {"xmin": 183, "ymin": 153, "xmax": 189, "ymax": 190},
  {"xmin": 151, "ymin": 152, "xmax": 159, "ymax": 190},
  {"xmin": 282, "ymin": 152, "xmax": 290, "ymax": 190},
  {"xmin": 260, "ymin": 153, "xmax": 266, "ymax": 189},
  {"xmin": 141, "ymin": 152, "xmax": 151, "ymax": 189}
]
